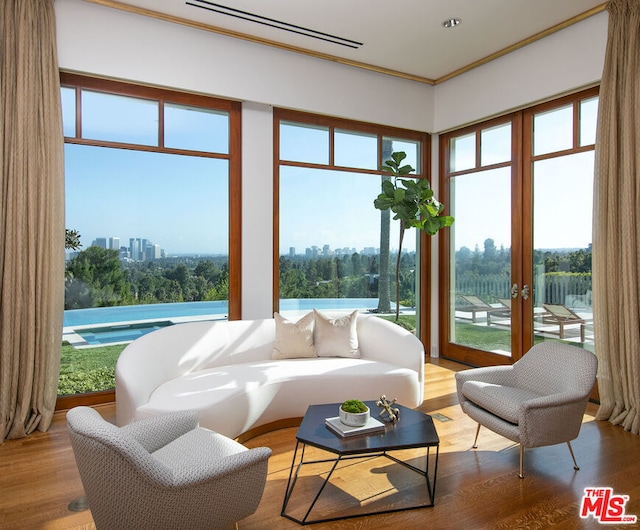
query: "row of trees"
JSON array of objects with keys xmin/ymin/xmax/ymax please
[
  {"xmin": 64, "ymin": 246, "xmax": 417, "ymax": 310},
  {"xmin": 64, "ymin": 239, "xmax": 592, "ymax": 310},
  {"xmin": 279, "ymin": 253, "xmax": 416, "ymax": 306},
  {"xmin": 456, "ymin": 238, "xmax": 592, "ymax": 276},
  {"xmin": 65, "ymin": 247, "xmax": 229, "ymax": 309}
]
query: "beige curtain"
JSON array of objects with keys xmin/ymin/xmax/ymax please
[
  {"xmin": 0, "ymin": 0, "xmax": 65, "ymax": 441},
  {"xmin": 593, "ymin": 0, "xmax": 640, "ymax": 435}
]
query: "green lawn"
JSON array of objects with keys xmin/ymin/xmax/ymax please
[
  {"xmin": 58, "ymin": 342, "xmax": 126, "ymax": 396},
  {"xmin": 379, "ymin": 314, "xmax": 416, "ymax": 331},
  {"xmin": 453, "ymin": 322, "xmax": 593, "ymax": 352},
  {"xmin": 453, "ymin": 322, "xmax": 513, "ymax": 352}
]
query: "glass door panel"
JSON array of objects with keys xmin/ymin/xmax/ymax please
[
  {"xmin": 449, "ymin": 167, "xmax": 512, "ymax": 357},
  {"xmin": 531, "ymin": 152, "xmax": 594, "ymax": 351}
]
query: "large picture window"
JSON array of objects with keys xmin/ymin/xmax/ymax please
[
  {"xmin": 274, "ymin": 109, "xmax": 430, "ymax": 338},
  {"xmin": 59, "ymin": 73, "xmax": 240, "ymax": 403}
]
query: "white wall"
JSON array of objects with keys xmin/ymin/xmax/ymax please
[
  {"xmin": 241, "ymin": 102, "xmax": 273, "ymax": 319},
  {"xmin": 434, "ymin": 11, "xmax": 607, "ymax": 132},
  {"xmin": 54, "ymin": 0, "xmax": 433, "ymax": 132}
]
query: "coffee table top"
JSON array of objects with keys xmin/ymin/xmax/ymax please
[{"xmin": 296, "ymin": 401, "xmax": 439, "ymax": 455}]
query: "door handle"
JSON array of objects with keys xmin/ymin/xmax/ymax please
[
  {"xmin": 511, "ymin": 283, "xmax": 518, "ymax": 299},
  {"xmin": 521, "ymin": 284, "xmax": 530, "ymax": 301}
]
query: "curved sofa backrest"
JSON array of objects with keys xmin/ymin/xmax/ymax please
[
  {"xmin": 357, "ymin": 314, "xmax": 425, "ymax": 402},
  {"xmin": 116, "ymin": 313, "xmax": 425, "ymax": 426},
  {"xmin": 116, "ymin": 319, "xmax": 275, "ymax": 426}
]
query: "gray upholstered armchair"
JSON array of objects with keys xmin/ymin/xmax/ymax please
[
  {"xmin": 67, "ymin": 407, "xmax": 271, "ymax": 530},
  {"xmin": 455, "ymin": 342, "xmax": 597, "ymax": 478}
]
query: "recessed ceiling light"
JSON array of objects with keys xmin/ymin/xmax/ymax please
[{"xmin": 443, "ymin": 18, "xmax": 461, "ymax": 28}]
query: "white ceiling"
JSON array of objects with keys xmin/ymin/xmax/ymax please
[{"xmin": 98, "ymin": 0, "xmax": 607, "ymax": 83}]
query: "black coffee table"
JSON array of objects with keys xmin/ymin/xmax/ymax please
[{"xmin": 281, "ymin": 401, "xmax": 440, "ymax": 525}]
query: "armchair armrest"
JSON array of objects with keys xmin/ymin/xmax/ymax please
[
  {"xmin": 519, "ymin": 392, "xmax": 591, "ymax": 447},
  {"xmin": 121, "ymin": 410, "xmax": 199, "ymax": 453},
  {"xmin": 169, "ymin": 446, "xmax": 273, "ymax": 488},
  {"xmin": 455, "ymin": 365, "xmax": 516, "ymax": 404},
  {"xmin": 455, "ymin": 365, "xmax": 515, "ymax": 385}
]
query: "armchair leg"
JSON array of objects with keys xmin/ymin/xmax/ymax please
[
  {"xmin": 518, "ymin": 445, "xmax": 524, "ymax": 479},
  {"xmin": 233, "ymin": 523, "xmax": 239, "ymax": 530},
  {"xmin": 473, "ymin": 423, "xmax": 481, "ymax": 448},
  {"xmin": 567, "ymin": 441, "xmax": 580, "ymax": 470}
]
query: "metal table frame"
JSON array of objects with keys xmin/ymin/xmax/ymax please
[{"xmin": 280, "ymin": 402, "xmax": 439, "ymax": 525}]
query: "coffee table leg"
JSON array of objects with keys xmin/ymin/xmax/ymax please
[
  {"xmin": 281, "ymin": 443, "xmax": 344, "ymax": 525},
  {"xmin": 299, "ymin": 455, "xmax": 341, "ymax": 524},
  {"xmin": 282, "ymin": 441, "xmax": 304, "ymax": 514}
]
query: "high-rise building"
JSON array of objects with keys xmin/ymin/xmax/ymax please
[
  {"xmin": 129, "ymin": 238, "xmax": 140, "ymax": 261},
  {"xmin": 146, "ymin": 243, "xmax": 162, "ymax": 260},
  {"xmin": 94, "ymin": 237, "xmax": 108, "ymax": 249},
  {"xmin": 289, "ymin": 247, "xmax": 295, "ymax": 257}
]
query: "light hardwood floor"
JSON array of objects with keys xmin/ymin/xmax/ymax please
[{"xmin": 1, "ymin": 358, "xmax": 638, "ymax": 530}]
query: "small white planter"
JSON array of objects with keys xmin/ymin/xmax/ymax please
[{"xmin": 339, "ymin": 405, "xmax": 370, "ymax": 427}]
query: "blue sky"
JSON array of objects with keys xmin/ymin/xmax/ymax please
[{"xmin": 65, "ymin": 145, "xmax": 229, "ymax": 255}]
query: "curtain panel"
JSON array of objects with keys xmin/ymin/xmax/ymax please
[
  {"xmin": 0, "ymin": 0, "xmax": 65, "ymax": 441},
  {"xmin": 593, "ymin": 0, "xmax": 640, "ymax": 435}
]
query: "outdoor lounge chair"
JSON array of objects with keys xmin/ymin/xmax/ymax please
[
  {"xmin": 459, "ymin": 294, "xmax": 510, "ymax": 325},
  {"xmin": 497, "ymin": 298, "xmax": 512, "ymax": 311},
  {"xmin": 541, "ymin": 303, "xmax": 592, "ymax": 342}
]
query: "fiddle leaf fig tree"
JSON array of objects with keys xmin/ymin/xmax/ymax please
[{"xmin": 374, "ymin": 151, "xmax": 454, "ymax": 322}]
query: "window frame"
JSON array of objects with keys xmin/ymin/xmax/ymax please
[
  {"xmin": 57, "ymin": 72, "xmax": 242, "ymax": 409},
  {"xmin": 273, "ymin": 108, "xmax": 432, "ymax": 345}
]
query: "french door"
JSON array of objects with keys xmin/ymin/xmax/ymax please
[{"xmin": 439, "ymin": 87, "xmax": 598, "ymax": 366}]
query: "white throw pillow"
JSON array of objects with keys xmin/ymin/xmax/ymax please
[
  {"xmin": 272, "ymin": 311, "xmax": 317, "ymax": 359},
  {"xmin": 313, "ymin": 309, "xmax": 360, "ymax": 358}
]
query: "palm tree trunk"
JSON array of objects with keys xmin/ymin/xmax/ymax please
[
  {"xmin": 395, "ymin": 221, "xmax": 406, "ymax": 322},
  {"xmin": 377, "ymin": 176, "xmax": 391, "ymax": 313}
]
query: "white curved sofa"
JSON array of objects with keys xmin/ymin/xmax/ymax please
[{"xmin": 115, "ymin": 312, "xmax": 424, "ymax": 439}]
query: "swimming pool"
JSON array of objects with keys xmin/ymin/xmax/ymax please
[
  {"xmin": 64, "ymin": 301, "xmax": 227, "ymax": 327},
  {"xmin": 63, "ymin": 298, "xmax": 387, "ymax": 347},
  {"xmin": 63, "ymin": 298, "xmax": 383, "ymax": 327}
]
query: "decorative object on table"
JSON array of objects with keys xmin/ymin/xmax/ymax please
[
  {"xmin": 376, "ymin": 394, "xmax": 400, "ymax": 423},
  {"xmin": 325, "ymin": 415, "xmax": 385, "ymax": 438},
  {"xmin": 339, "ymin": 399, "xmax": 369, "ymax": 426}
]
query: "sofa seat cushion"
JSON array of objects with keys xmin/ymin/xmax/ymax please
[
  {"xmin": 461, "ymin": 381, "xmax": 542, "ymax": 424},
  {"xmin": 137, "ymin": 358, "xmax": 417, "ymax": 438}
]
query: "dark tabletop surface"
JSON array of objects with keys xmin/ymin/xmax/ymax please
[{"xmin": 296, "ymin": 401, "xmax": 440, "ymax": 455}]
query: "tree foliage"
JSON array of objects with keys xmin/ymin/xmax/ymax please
[
  {"xmin": 64, "ymin": 251, "xmax": 231, "ymax": 310},
  {"xmin": 374, "ymin": 151, "xmax": 454, "ymax": 320}
]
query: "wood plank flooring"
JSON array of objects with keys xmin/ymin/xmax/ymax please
[{"xmin": 1, "ymin": 358, "xmax": 638, "ymax": 530}]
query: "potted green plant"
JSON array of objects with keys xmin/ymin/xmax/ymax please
[
  {"xmin": 339, "ymin": 399, "xmax": 370, "ymax": 426},
  {"xmin": 374, "ymin": 151, "xmax": 454, "ymax": 322}
]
